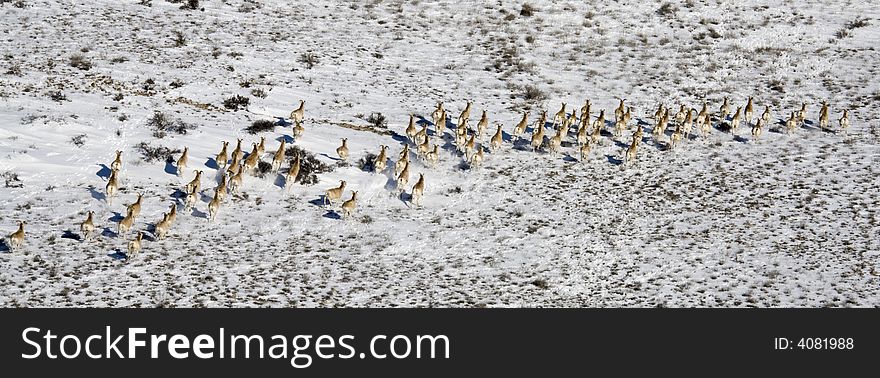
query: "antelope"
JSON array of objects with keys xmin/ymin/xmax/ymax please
[
  {"xmin": 324, "ymin": 180, "xmax": 346, "ymax": 206},
  {"xmin": 184, "ymin": 186, "xmax": 198, "ymax": 212},
  {"xmin": 623, "ymin": 106, "xmax": 633, "ymax": 126},
  {"xmin": 215, "ymin": 174, "xmax": 228, "ymax": 201},
  {"xmin": 683, "ymin": 109, "xmax": 695, "ymax": 139},
  {"xmin": 458, "ymin": 101, "xmax": 473, "ymax": 124},
  {"xmin": 633, "ymin": 124, "xmax": 644, "ymax": 144},
  {"xmin": 105, "ymin": 169, "xmax": 119, "ymax": 205},
  {"xmin": 530, "ymin": 125, "xmax": 545, "ymax": 152},
  {"xmin": 293, "ymin": 121, "xmax": 305, "ymax": 139},
  {"xmin": 436, "ymin": 109, "xmax": 447, "ymax": 138},
  {"xmin": 553, "ymin": 103, "xmax": 567, "ymax": 127},
  {"xmin": 535, "ymin": 110, "xmax": 548, "ymax": 131},
  {"xmin": 653, "ymin": 110, "xmax": 669, "ymax": 138},
  {"xmin": 396, "ymin": 162, "xmax": 410, "ymax": 194},
  {"xmin": 455, "ymin": 122, "xmax": 468, "ymax": 151},
  {"xmin": 818, "ymin": 101, "xmax": 829, "ymax": 130},
  {"xmin": 126, "ymin": 193, "xmax": 144, "ymax": 219},
  {"xmin": 336, "ymin": 138, "xmax": 349, "ymax": 161},
  {"xmin": 674, "ymin": 105, "xmax": 687, "ymax": 125},
  {"xmin": 127, "ymin": 232, "xmax": 144, "ymax": 259},
  {"xmin": 431, "ymin": 102, "xmax": 444, "ymax": 127},
  {"xmin": 396, "ymin": 150, "xmax": 410, "ymax": 178},
  {"xmin": 373, "ymin": 146, "xmax": 388, "ymax": 173},
  {"xmin": 417, "ymin": 138, "xmax": 432, "ymax": 159},
  {"xmin": 513, "ymin": 112, "xmax": 528, "ymax": 137},
  {"xmin": 117, "ymin": 209, "xmax": 136, "ymax": 237},
  {"xmin": 405, "ymin": 114, "xmax": 418, "ymax": 141},
  {"xmin": 399, "ymin": 144, "xmax": 410, "ymax": 160},
  {"xmin": 424, "ymin": 145, "xmax": 439, "ymax": 168},
  {"xmin": 476, "ymin": 110, "xmax": 488, "ymax": 139},
  {"xmin": 167, "ymin": 202, "xmax": 178, "ymax": 224},
  {"xmin": 176, "ymin": 147, "xmax": 188, "ymax": 176},
  {"xmin": 730, "ymin": 107, "xmax": 742, "ymax": 132},
  {"xmin": 700, "ymin": 113, "xmax": 712, "ymax": 138},
  {"xmin": 411, "ymin": 173, "xmax": 425, "ymax": 207},
  {"xmin": 80, "ymin": 211, "xmax": 96, "ymax": 241},
  {"xmin": 215, "ymin": 141, "xmax": 229, "ymax": 169},
  {"xmin": 564, "ymin": 110, "xmax": 579, "ymax": 132},
  {"xmin": 624, "ymin": 138, "xmax": 638, "ymax": 166},
  {"xmin": 614, "ymin": 99, "xmax": 626, "ymax": 123},
  {"xmin": 547, "ymin": 128, "xmax": 563, "ymax": 156},
  {"xmin": 590, "ymin": 120, "xmax": 602, "ymax": 145},
  {"xmin": 227, "ymin": 156, "xmax": 241, "ymax": 176},
  {"xmin": 242, "ymin": 143, "xmax": 260, "ymax": 174},
  {"xmin": 341, "ymin": 191, "xmax": 358, "ymax": 219},
  {"xmin": 271, "ymin": 140, "xmax": 287, "ymax": 172},
  {"xmin": 614, "ymin": 117, "xmax": 626, "ymax": 138},
  {"xmin": 797, "ymin": 103, "xmax": 807, "ymax": 125},
  {"xmin": 579, "ymin": 141, "xmax": 591, "ymax": 162},
  {"xmin": 110, "ymin": 150, "xmax": 123, "ymax": 172},
  {"xmin": 154, "ymin": 213, "xmax": 171, "ymax": 240},
  {"xmin": 839, "ymin": 110, "xmax": 850, "ymax": 132},
  {"xmin": 207, "ymin": 191, "xmax": 221, "ymax": 222},
  {"xmin": 256, "ymin": 136, "xmax": 266, "ymax": 156},
  {"xmin": 654, "ymin": 103, "xmax": 666, "ymax": 122},
  {"xmin": 470, "ymin": 147, "xmax": 484, "ymax": 168},
  {"xmin": 744, "ymin": 97, "xmax": 754, "ymax": 124},
  {"xmin": 696, "ymin": 102, "xmax": 708, "ymax": 125},
  {"xmin": 576, "ymin": 122, "xmax": 588, "ymax": 145},
  {"xmin": 720, "ymin": 97, "xmax": 731, "ymax": 120},
  {"xmin": 592, "ymin": 109, "xmax": 605, "ymax": 131},
  {"xmin": 490, "ymin": 125, "xmax": 503, "ymax": 151},
  {"xmin": 185, "ymin": 170, "xmax": 203, "ymax": 194},
  {"xmin": 785, "ymin": 111, "xmax": 798, "ymax": 134},
  {"xmin": 761, "ymin": 105, "xmax": 771, "ymax": 125},
  {"xmin": 415, "ymin": 124, "xmax": 429, "ymax": 145},
  {"xmin": 230, "ymin": 139, "xmax": 244, "ymax": 164},
  {"xmin": 290, "ymin": 100, "xmax": 305, "ymax": 125},
  {"xmin": 5, "ymin": 220, "xmax": 26, "ymax": 251},
  {"xmin": 464, "ymin": 133, "xmax": 476, "ymax": 160},
  {"xmin": 751, "ymin": 118, "xmax": 763, "ymax": 142},
  {"xmin": 670, "ymin": 124, "xmax": 683, "ymax": 149},
  {"xmin": 285, "ymin": 156, "xmax": 301, "ymax": 189},
  {"xmin": 229, "ymin": 168, "xmax": 244, "ymax": 195},
  {"xmin": 580, "ymin": 100, "xmax": 591, "ymax": 128}
]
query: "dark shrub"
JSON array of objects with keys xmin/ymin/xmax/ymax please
[
  {"xmin": 245, "ymin": 119, "xmax": 275, "ymax": 134},
  {"xmin": 135, "ymin": 142, "xmax": 180, "ymax": 163},
  {"xmin": 223, "ymin": 95, "xmax": 250, "ymax": 111},
  {"xmin": 357, "ymin": 153, "xmax": 377, "ymax": 172},
  {"xmin": 285, "ymin": 146, "xmax": 333, "ymax": 185},
  {"xmin": 146, "ymin": 111, "xmax": 196, "ymax": 138}
]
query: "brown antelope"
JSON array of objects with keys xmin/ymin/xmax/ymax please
[
  {"xmin": 227, "ymin": 156, "xmax": 241, "ymax": 176},
  {"xmin": 336, "ymin": 138, "xmax": 349, "ymax": 161},
  {"xmin": 696, "ymin": 102, "xmax": 708, "ymax": 125},
  {"xmin": 230, "ymin": 139, "xmax": 244, "ymax": 164},
  {"xmin": 590, "ymin": 119, "xmax": 602, "ymax": 145},
  {"xmin": 426, "ymin": 145, "xmax": 440, "ymax": 168},
  {"xmin": 167, "ymin": 202, "xmax": 178, "ymax": 224},
  {"xmin": 623, "ymin": 106, "xmax": 633, "ymax": 126},
  {"xmin": 548, "ymin": 128, "xmax": 563, "ymax": 156},
  {"xmin": 405, "ymin": 114, "xmax": 418, "ymax": 141},
  {"xmin": 256, "ymin": 136, "xmax": 266, "ymax": 156},
  {"xmin": 324, "ymin": 180, "xmax": 346, "ymax": 206},
  {"xmin": 431, "ymin": 102, "xmax": 444, "ymax": 127},
  {"xmin": 127, "ymin": 232, "xmax": 144, "ymax": 258},
  {"xmin": 341, "ymin": 191, "xmax": 358, "ymax": 219},
  {"xmin": 272, "ymin": 139, "xmax": 287, "ymax": 172},
  {"xmin": 229, "ymin": 168, "xmax": 244, "ymax": 195},
  {"xmin": 576, "ymin": 122, "xmax": 588, "ymax": 145},
  {"xmin": 614, "ymin": 117, "xmax": 626, "ymax": 138},
  {"xmin": 117, "ymin": 208, "xmax": 136, "ymax": 237},
  {"xmin": 744, "ymin": 97, "xmax": 754, "ymax": 124},
  {"xmin": 470, "ymin": 147, "xmax": 484, "ymax": 168},
  {"xmin": 786, "ymin": 111, "xmax": 798, "ymax": 134},
  {"xmin": 513, "ymin": 112, "xmax": 528, "ymax": 137},
  {"xmin": 395, "ymin": 150, "xmax": 410, "ymax": 177},
  {"xmin": 720, "ymin": 97, "xmax": 731, "ymax": 120},
  {"xmin": 373, "ymin": 146, "xmax": 388, "ymax": 173},
  {"xmin": 751, "ymin": 119, "xmax": 763, "ymax": 142},
  {"xmin": 699, "ymin": 113, "xmax": 712, "ymax": 138},
  {"xmin": 436, "ymin": 109, "xmax": 447, "ymax": 137},
  {"xmin": 126, "ymin": 193, "xmax": 144, "ymax": 219},
  {"xmin": 411, "ymin": 173, "xmax": 425, "ymax": 207},
  {"xmin": 624, "ymin": 138, "xmax": 638, "ymax": 166},
  {"xmin": 6, "ymin": 221, "xmax": 25, "ymax": 250},
  {"xmin": 215, "ymin": 174, "xmax": 228, "ymax": 201},
  {"xmin": 674, "ymin": 105, "xmax": 687, "ymax": 125},
  {"xmin": 81, "ymin": 211, "xmax": 96, "ymax": 241},
  {"xmin": 464, "ymin": 133, "xmax": 476, "ymax": 160},
  {"xmin": 564, "ymin": 110, "xmax": 578, "ymax": 132},
  {"xmin": 761, "ymin": 105, "xmax": 771, "ymax": 125},
  {"xmin": 105, "ymin": 169, "xmax": 119, "ymax": 205},
  {"xmin": 207, "ymin": 191, "xmax": 221, "ymax": 222},
  {"xmin": 818, "ymin": 101, "xmax": 829, "ymax": 130},
  {"xmin": 215, "ymin": 141, "xmax": 229, "ymax": 169},
  {"xmin": 797, "ymin": 103, "xmax": 807, "ymax": 125},
  {"xmin": 185, "ymin": 170, "xmax": 203, "ymax": 194},
  {"xmin": 184, "ymin": 186, "xmax": 198, "ymax": 212},
  {"xmin": 730, "ymin": 107, "xmax": 742, "ymax": 132},
  {"xmin": 415, "ymin": 124, "xmax": 429, "ymax": 145},
  {"xmin": 579, "ymin": 141, "xmax": 592, "ymax": 162},
  {"xmin": 476, "ymin": 110, "xmax": 488, "ymax": 139},
  {"xmin": 670, "ymin": 124, "xmax": 683, "ymax": 149},
  {"xmin": 176, "ymin": 147, "xmax": 188, "ymax": 176},
  {"xmin": 633, "ymin": 123, "xmax": 644, "ymax": 144},
  {"xmin": 653, "ymin": 110, "xmax": 669, "ymax": 138},
  {"xmin": 111, "ymin": 150, "xmax": 123, "ymax": 172},
  {"xmin": 614, "ymin": 99, "xmax": 626, "ymax": 123},
  {"xmin": 592, "ymin": 109, "xmax": 605, "ymax": 131},
  {"xmin": 490, "ymin": 125, "xmax": 503, "ymax": 151},
  {"xmin": 285, "ymin": 155, "xmax": 301, "ymax": 188},
  {"xmin": 154, "ymin": 213, "xmax": 171, "ymax": 240},
  {"xmin": 458, "ymin": 101, "xmax": 473, "ymax": 124},
  {"xmin": 530, "ymin": 125, "xmax": 545, "ymax": 152},
  {"xmin": 293, "ymin": 122, "xmax": 305, "ymax": 139},
  {"xmin": 553, "ymin": 103, "xmax": 567, "ymax": 127},
  {"xmin": 243, "ymin": 143, "xmax": 260, "ymax": 174},
  {"xmin": 683, "ymin": 109, "xmax": 695, "ymax": 139},
  {"xmin": 580, "ymin": 100, "xmax": 591, "ymax": 126},
  {"xmin": 839, "ymin": 110, "xmax": 850, "ymax": 132},
  {"xmin": 396, "ymin": 162, "xmax": 410, "ymax": 194},
  {"xmin": 399, "ymin": 144, "xmax": 410, "ymax": 160},
  {"xmin": 417, "ymin": 138, "xmax": 432, "ymax": 160},
  {"xmin": 654, "ymin": 103, "xmax": 666, "ymax": 122},
  {"xmin": 290, "ymin": 100, "xmax": 305, "ymax": 125}
]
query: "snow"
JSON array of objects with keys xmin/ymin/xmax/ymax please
[{"xmin": 0, "ymin": 0, "xmax": 878, "ymax": 307}]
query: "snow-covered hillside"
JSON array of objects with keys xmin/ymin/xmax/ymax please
[{"xmin": 1, "ymin": 0, "xmax": 878, "ymax": 307}]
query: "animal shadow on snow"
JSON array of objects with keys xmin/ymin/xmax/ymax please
[
  {"xmin": 204, "ymin": 158, "xmax": 220, "ymax": 170},
  {"xmin": 101, "ymin": 227, "xmax": 117, "ymax": 238},
  {"xmin": 191, "ymin": 208, "xmax": 208, "ymax": 219},
  {"xmin": 273, "ymin": 174, "xmax": 285, "ymax": 189},
  {"xmin": 108, "ymin": 212, "xmax": 124, "ymax": 222},
  {"xmin": 275, "ymin": 117, "xmax": 291, "ymax": 127},
  {"xmin": 605, "ymin": 154, "xmax": 624, "ymax": 166},
  {"xmin": 0, "ymin": 240, "xmax": 9, "ymax": 253},
  {"xmin": 60, "ymin": 230, "xmax": 81, "ymax": 241},
  {"xmin": 164, "ymin": 160, "xmax": 177, "ymax": 175},
  {"xmin": 562, "ymin": 155, "xmax": 578, "ymax": 163},
  {"xmin": 323, "ymin": 210, "xmax": 341, "ymax": 220},
  {"xmin": 95, "ymin": 164, "xmax": 112, "ymax": 179},
  {"xmin": 308, "ymin": 197, "xmax": 327, "ymax": 207},
  {"xmin": 108, "ymin": 250, "xmax": 127, "ymax": 260},
  {"xmin": 277, "ymin": 134, "xmax": 294, "ymax": 144},
  {"xmin": 733, "ymin": 135, "xmax": 749, "ymax": 144},
  {"xmin": 88, "ymin": 186, "xmax": 106, "ymax": 201}
]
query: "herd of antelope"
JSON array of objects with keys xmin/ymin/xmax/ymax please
[{"xmin": 3, "ymin": 96, "xmax": 852, "ymax": 258}]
